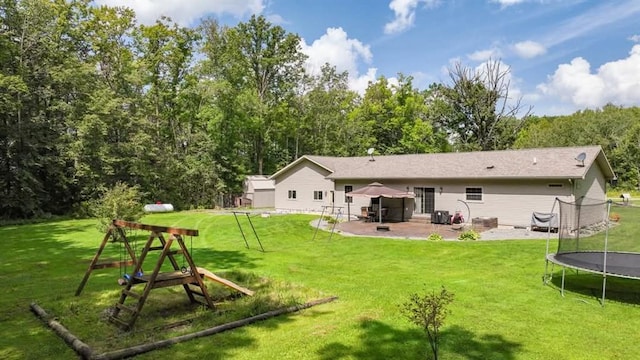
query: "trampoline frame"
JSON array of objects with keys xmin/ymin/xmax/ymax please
[{"xmin": 542, "ymin": 198, "xmax": 640, "ymax": 305}]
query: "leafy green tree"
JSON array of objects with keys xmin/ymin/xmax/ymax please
[
  {"xmin": 68, "ymin": 4, "xmax": 146, "ymax": 202},
  {"xmin": 0, "ymin": 0, "xmax": 93, "ymax": 218},
  {"xmin": 200, "ymin": 15, "xmax": 306, "ymax": 176},
  {"xmin": 292, "ymin": 63, "xmax": 360, "ymax": 158},
  {"xmin": 349, "ymin": 74, "xmax": 447, "ymax": 155},
  {"xmin": 133, "ymin": 16, "xmax": 204, "ymax": 207},
  {"xmin": 92, "ymin": 182, "xmax": 145, "ymax": 232}
]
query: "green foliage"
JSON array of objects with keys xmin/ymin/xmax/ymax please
[
  {"xmin": 458, "ymin": 229, "xmax": 480, "ymax": 241},
  {"xmin": 92, "ymin": 182, "xmax": 145, "ymax": 232},
  {"xmin": 427, "ymin": 233, "xmax": 444, "ymax": 241},
  {"xmin": 401, "ymin": 286, "xmax": 455, "ymax": 360},
  {"xmin": 350, "ymin": 75, "xmax": 448, "ymax": 156},
  {"xmin": 2, "ymin": 0, "xmax": 639, "ymax": 221}
]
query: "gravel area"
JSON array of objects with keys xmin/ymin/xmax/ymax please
[{"xmin": 477, "ymin": 227, "xmax": 558, "ymax": 241}]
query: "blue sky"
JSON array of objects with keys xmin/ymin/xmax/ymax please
[{"xmin": 96, "ymin": 0, "xmax": 640, "ymax": 116}]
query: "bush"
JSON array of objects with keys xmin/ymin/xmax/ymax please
[
  {"xmin": 427, "ymin": 233, "xmax": 444, "ymax": 241},
  {"xmin": 401, "ymin": 286, "xmax": 455, "ymax": 360},
  {"xmin": 91, "ymin": 182, "xmax": 145, "ymax": 232},
  {"xmin": 458, "ymin": 230, "xmax": 480, "ymax": 241}
]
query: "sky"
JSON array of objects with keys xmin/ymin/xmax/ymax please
[{"xmin": 94, "ymin": 0, "xmax": 640, "ymax": 117}]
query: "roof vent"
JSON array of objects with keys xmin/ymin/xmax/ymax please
[
  {"xmin": 575, "ymin": 152, "xmax": 586, "ymax": 167},
  {"xmin": 533, "ymin": 157, "xmax": 537, "ymax": 165}
]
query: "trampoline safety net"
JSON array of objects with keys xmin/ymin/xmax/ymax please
[{"xmin": 556, "ymin": 198, "xmax": 610, "ymax": 254}]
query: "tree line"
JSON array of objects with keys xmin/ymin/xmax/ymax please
[{"xmin": 1, "ymin": 0, "xmax": 639, "ymax": 219}]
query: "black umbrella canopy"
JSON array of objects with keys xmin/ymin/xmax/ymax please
[
  {"xmin": 349, "ymin": 182, "xmax": 415, "ymax": 198},
  {"xmin": 349, "ymin": 182, "xmax": 415, "ymax": 224}
]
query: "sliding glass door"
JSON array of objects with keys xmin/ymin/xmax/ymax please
[{"xmin": 414, "ymin": 187, "xmax": 435, "ymax": 214}]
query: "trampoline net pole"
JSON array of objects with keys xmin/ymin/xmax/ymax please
[
  {"xmin": 601, "ymin": 275, "xmax": 607, "ymax": 307},
  {"xmin": 600, "ymin": 201, "xmax": 611, "ymax": 307},
  {"xmin": 543, "ymin": 198, "xmax": 559, "ymax": 284}
]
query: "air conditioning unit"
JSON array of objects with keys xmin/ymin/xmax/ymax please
[{"xmin": 431, "ymin": 210, "xmax": 450, "ymax": 225}]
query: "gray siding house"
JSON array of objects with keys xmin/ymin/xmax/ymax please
[{"xmin": 269, "ymin": 146, "xmax": 615, "ymax": 227}]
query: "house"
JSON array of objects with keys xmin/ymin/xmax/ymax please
[
  {"xmin": 239, "ymin": 175, "xmax": 275, "ymax": 208},
  {"xmin": 269, "ymin": 146, "xmax": 615, "ymax": 227}
]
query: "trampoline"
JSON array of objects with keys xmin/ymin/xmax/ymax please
[
  {"xmin": 544, "ymin": 198, "xmax": 640, "ymax": 305},
  {"xmin": 547, "ymin": 252, "xmax": 640, "ymax": 280}
]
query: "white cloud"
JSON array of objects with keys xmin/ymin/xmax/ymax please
[
  {"xmin": 384, "ymin": 0, "xmax": 439, "ymax": 35},
  {"xmin": 350, "ymin": 68, "xmax": 380, "ymax": 94},
  {"xmin": 468, "ymin": 48, "xmax": 502, "ymax": 62},
  {"xmin": 265, "ymin": 13, "xmax": 287, "ymax": 25},
  {"xmin": 94, "ymin": 0, "xmax": 265, "ymax": 26},
  {"xmin": 540, "ymin": 1, "xmax": 640, "ymax": 48},
  {"xmin": 630, "ymin": 34, "xmax": 640, "ymax": 43},
  {"xmin": 301, "ymin": 27, "xmax": 377, "ymax": 94},
  {"xmin": 490, "ymin": 0, "xmax": 525, "ymax": 7},
  {"xmin": 512, "ymin": 41, "xmax": 547, "ymax": 59},
  {"xmin": 538, "ymin": 45, "xmax": 640, "ymax": 108}
]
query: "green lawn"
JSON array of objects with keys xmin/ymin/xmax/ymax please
[{"xmin": 2, "ymin": 205, "xmax": 640, "ymax": 359}]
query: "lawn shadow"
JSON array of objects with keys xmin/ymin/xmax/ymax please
[
  {"xmin": 317, "ymin": 319, "xmax": 522, "ymax": 360},
  {"xmin": 442, "ymin": 325, "xmax": 522, "ymax": 360},
  {"xmin": 547, "ymin": 271, "xmax": 640, "ymax": 305}
]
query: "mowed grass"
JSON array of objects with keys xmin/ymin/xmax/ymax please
[{"xmin": 2, "ymin": 205, "xmax": 640, "ymax": 359}]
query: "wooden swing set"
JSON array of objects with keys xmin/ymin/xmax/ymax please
[{"xmin": 76, "ymin": 219, "xmax": 254, "ymax": 331}]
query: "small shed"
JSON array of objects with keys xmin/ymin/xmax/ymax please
[{"xmin": 241, "ymin": 175, "xmax": 275, "ymax": 208}]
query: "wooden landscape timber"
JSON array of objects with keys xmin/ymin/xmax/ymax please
[{"xmin": 30, "ymin": 297, "xmax": 339, "ymax": 360}]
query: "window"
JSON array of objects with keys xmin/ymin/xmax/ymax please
[
  {"xmin": 313, "ymin": 190, "xmax": 323, "ymax": 200},
  {"xmin": 344, "ymin": 185, "xmax": 353, "ymax": 203},
  {"xmin": 465, "ymin": 187, "xmax": 483, "ymax": 201},
  {"xmin": 288, "ymin": 190, "xmax": 297, "ymax": 199}
]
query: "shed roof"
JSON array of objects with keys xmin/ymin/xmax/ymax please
[
  {"xmin": 244, "ymin": 175, "xmax": 275, "ymax": 190},
  {"xmin": 270, "ymin": 146, "xmax": 615, "ymax": 181}
]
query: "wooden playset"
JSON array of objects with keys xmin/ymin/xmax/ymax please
[{"xmin": 76, "ymin": 219, "xmax": 253, "ymax": 330}]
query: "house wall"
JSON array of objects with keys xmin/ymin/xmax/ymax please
[
  {"xmin": 574, "ymin": 163, "xmax": 607, "ymax": 201},
  {"xmin": 252, "ymin": 189, "xmax": 275, "ymax": 208},
  {"xmin": 275, "ymin": 157, "xmax": 607, "ymax": 226},
  {"xmin": 338, "ymin": 179, "xmax": 576, "ymax": 227},
  {"xmin": 273, "ymin": 161, "xmax": 334, "ymax": 212}
]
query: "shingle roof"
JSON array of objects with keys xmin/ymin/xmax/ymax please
[
  {"xmin": 272, "ymin": 146, "xmax": 614, "ymax": 181},
  {"xmin": 245, "ymin": 175, "xmax": 275, "ymax": 190}
]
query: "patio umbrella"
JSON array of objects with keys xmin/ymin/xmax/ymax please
[{"xmin": 349, "ymin": 182, "xmax": 415, "ymax": 224}]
